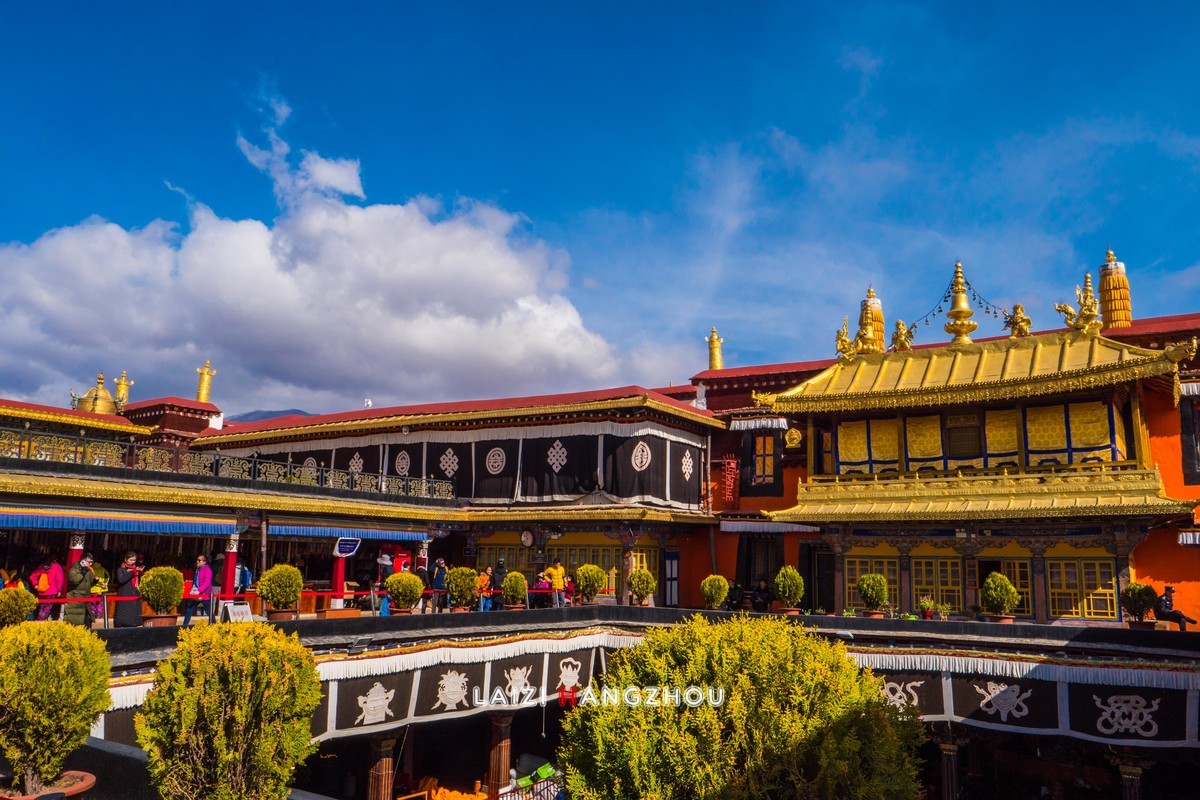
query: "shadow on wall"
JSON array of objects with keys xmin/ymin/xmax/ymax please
[{"xmin": 63, "ymin": 737, "xmax": 337, "ymax": 800}]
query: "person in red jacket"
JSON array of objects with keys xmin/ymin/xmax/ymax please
[
  {"xmin": 30, "ymin": 555, "xmax": 64, "ymax": 621},
  {"xmin": 182, "ymin": 554, "xmax": 213, "ymax": 625}
]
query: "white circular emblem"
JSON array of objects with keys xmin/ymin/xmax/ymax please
[
  {"xmin": 631, "ymin": 441, "xmax": 652, "ymax": 472},
  {"xmin": 394, "ymin": 451, "xmax": 411, "ymax": 476},
  {"xmin": 485, "ymin": 447, "xmax": 506, "ymax": 475},
  {"xmin": 303, "ymin": 457, "xmax": 317, "ymax": 469}
]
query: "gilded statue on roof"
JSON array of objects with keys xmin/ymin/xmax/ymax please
[
  {"xmin": 890, "ymin": 320, "xmax": 915, "ymax": 351},
  {"xmin": 1002, "ymin": 304, "xmax": 1032, "ymax": 338},
  {"xmin": 1055, "ymin": 273, "xmax": 1103, "ymax": 335}
]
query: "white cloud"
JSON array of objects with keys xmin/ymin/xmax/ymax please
[{"xmin": 0, "ymin": 115, "xmax": 621, "ymax": 414}]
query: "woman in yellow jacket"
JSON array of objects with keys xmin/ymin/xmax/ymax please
[{"xmin": 543, "ymin": 558, "xmax": 566, "ymax": 608}]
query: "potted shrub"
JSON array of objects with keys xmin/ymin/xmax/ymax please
[
  {"xmin": 0, "ymin": 621, "xmax": 109, "ymax": 797},
  {"xmin": 628, "ymin": 567, "xmax": 657, "ymax": 606},
  {"xmin": 502, "ymin": 571, "xmax": 529, "ymax": 609},
  {"xmin": 701, "ymin": 574, "xmax": 729, "ymax": 610},
  {"xmin": 383, "ymin": 571, "xmax": 424, "ymax": 615},
  {"xmin": 446, "ymin": 566, "xmax": 479, "ymax": 611},
  {"xmin": 856, "ymin": 573, "xmax": 889, "ymax": 618},
  {"xmin": 917, "ymin": 595, "xmax": 937, "ymax": 621},
  {"xmin": 575, "ymin": 564, "xmax": 607, "ymax": 605},
  {"xmin": 1120, "ymin": 581, "xmax": 1160, "ymax": 629},
  {"xmin": 0, "ymin": 586, "xmax": 36, "ymax": 627},
  {"xmin": 257, "ymin": 564, "xmax": 303, "ymax": 620},
  {"xmin": 980, "ymin": 571, "xmax": 1020, "ymax": 623},
  {"xmin": 136, "ymin": 622, "xmax": 321, "ymax": 800},
  {"xmin": 774, "ymin": 566, "xmax": 804, "ymax": 615},
  {"xmin": 139, "ymin": 566, "xmax": 184, "ymax": 626},
  {"xmin": 936, "ymin": 602, "xmax": 952, "ymax": 621}
]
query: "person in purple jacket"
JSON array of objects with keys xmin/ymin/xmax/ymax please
[{"xmin": 182, "ymin": 553, "xmax": 213, "ymax": 625}]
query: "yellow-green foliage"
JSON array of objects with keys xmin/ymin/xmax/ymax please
[
  {"xmin": 135, "ymin": 622, "xmax": 322, "ymax": 800},
  {"xmin": 0, "ymin": 586, "xmax": 36, "ymax": 627},
  {"xmin": 700, "ymin": 574, "xmax": 729, "ymax": 610},
  {"xmin": 856, "ymin": 573, "xmax": 889, "ymax": 611},
  {"xmin": 255, "ymin": 564, "xmax": 303, "ymax": 610},
  {"xmin": 446, "ymin": 566, "xmax": 479, "ymax": 608},
  {"xmin": 628, "ymin": 567, "xmax": 656, "ymax": 604},
  {"xmin": 575, "ymin": 564, "xmax": 606, "ymax": 603},
  {"xmin": 0, "ymin": 622, "xmax": 111, "ymax": 794},
  {"xmin": 774, "ymin": 566, "xmax": 805, "ymax": 608},
  {"xmin": 384, "ymin": 571, "xmax": 425, "ymax": 607},
  {"xmin": 559, "ymin": 615, "xmax": 923, "ymax": 800},
  {"xmin": 140, "ymin": 566, "xmax": 184, "ymax": 614},
  {"xmin": 501, "ymin": 570, "xmax": 528, "ymax": 605}
]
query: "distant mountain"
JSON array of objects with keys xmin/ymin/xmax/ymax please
[{"xmin": 226, "ymin": 409, "xmax": 314, "ymax": 424}]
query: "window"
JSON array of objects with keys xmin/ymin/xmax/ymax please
[
  {"xmin": 944, "ymin": 413, "xmax": 982, "ymax": 459},
  {"xmin": 845, "ymin": 557, "xmax": 899, "ymax": 610},
  {"xmin": 1047, "ymin": 558, "xmax": 1116, "ymax": 619},
  {"xmin": 912, "ymin": 557, "xmax": 963, "ymax": 612},
  {"xmin": 752, "ymin": 434, "xmax": 775, "ymax": 485}
]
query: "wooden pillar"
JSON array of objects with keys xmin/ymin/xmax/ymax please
[
  {"xmin": 1106, "ymin": 751, "xmax": 1151, "ymax": 800},
  {"xmin": 1030, "ymin": 543, "xmax": 1049, "ymax": 623},
  {"xmin": 221, "ymin": 533, "xmax": 239, "ymax": 607},
  {"xmin": 486, "ymin": 711, "xmax": 514, "ymax": 799},
  {"xmin": 331, "ymin": 555, "xmax": 346, "ymax": 610},
  {"xmin": 805, "ymin": 416, "xmax": 816, "ymax": 479},
  {"xmin": 366, "ymin": 736, "xmax": 397, "ymax": 800},
  {"xmin": 939, "ymin": 742, "xmax": 960, "ymax": 800}
]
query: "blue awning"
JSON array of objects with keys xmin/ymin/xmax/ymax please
[
  {"xmin": 0, "ymin": 507, "xmax": 236, "ymax": 536},
  {"xmin": 269, "ymin": 524, "xmax": 428, "ymax": 542}
]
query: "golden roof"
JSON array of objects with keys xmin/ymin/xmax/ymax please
[
  {"xmin": 757, "ymin": 330, "xmax": 1196, "ymax": 414},
  {"xmin": 767, "ymin": 466, "xmax": 1195, "ymax": 524}
]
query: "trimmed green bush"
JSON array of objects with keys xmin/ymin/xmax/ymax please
[
  {"xmin": 917, "ymin": 595, "xmax": 937, "ymax": 612},
  {"xmin": 980, "ymin": 571, "xmax": 1020, "ymax": 615},
  {"xmin": 140, "ymin": 566, "xmax": 185, "ymax": 615},
  {"xmin": 1120, "ymin": 582, "xmax": 1159, "ymax": 622},
  {"xmin": 701, "ymin": 574, "xmax": 729, "ymax": 610},
  {"xmin": 575, "ymin": 564, "xmax": 607, "ymax": 603},
  {"xmin": 0, "ymin": 622, "xmax": 111, "ymax": 794},
  {"xmin": 502, "ymin": 570, "xmax": 528, "ymax": 606},
  {"xmin": 856, "ymin": 573, "xmax": 889, "ymax": 611},
  {"xmin": 559, "ymin": 615, "xmax": 924, "ymax": 799},
  {"xmin": 384, "ymin": 571, "xmax": 424, "ymax": 608},
  {"xmin": 0, "ymin": 586, "xmax": 36, "ymax": 627},
  {"xmin": 774, "ymin": 566, "xmax": 805, "ymax": 609},
  {"xmin": 136, "ymin": 622, "xmax": 321, "ymax": 800},
  {"xmin": 256, "ymin": 564, "xmax": 303, "ymax": 610},
  {"xmin": 446, "ymin": 566, "xmax": 479, "ymax": 608},
  {"xmin": 628, "ymin": 567, "xmax": 657, "ymax": 605}
]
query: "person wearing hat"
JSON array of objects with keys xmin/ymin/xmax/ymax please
[
  {"xmin": 431, "ymin": 558, "xmax": 448, "ymax": 613},
  {"xmin": 63, "ymin": 552, "xmax": 98, "ymax": 627},
  {"xmin": 1154, "ymin": 586, "xmax": 1197, "ymax": 631},
  {"xmin": 544, "ymin": 557, "xmax": 566, "ymax": 608},
  {"xmin": 491, "ymin": 558, "xmax": 509, "ymax": 612}
]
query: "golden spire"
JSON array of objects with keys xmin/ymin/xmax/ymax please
[
  {"xmin": 1099, "ymin": 247, "xmax": 1132, "ymax": 329},
  {"xmin": 943, "ymin": 261, "xmax": 978, "ymax": 345},
  {"xmin": 114, "ymin": 371, "xmax": 133, "ymax": 405},
  {"xmin": 860, "ymin": 287, "xmax": 885, "ymax": 351},
  {"xmin": 196, "ymin": 360, "xmax": 216, "ymax": 404},
  {"xmin": 705, "ymin": 327, "xmax": 724, "ymax": 371},
  {"xmin": 76, "ymin": 372, "xmax": 117, "ymax": 415}
]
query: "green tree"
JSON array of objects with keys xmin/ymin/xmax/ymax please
[
  {"xmin": 559, "ymin": 615, "xmax": 923, "ymax": 800},
  {"xmin": 135, "ymin": 621, "xmax": 322, "ymax": 800}
]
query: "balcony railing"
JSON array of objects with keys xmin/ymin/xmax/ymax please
[
  {"xmin": 0, "ymin": 425, "xmax": 456, "ymax": 505},
  {"xmin": 809, "ymin": 458, "xmax": 1139, "ymax": 484}
]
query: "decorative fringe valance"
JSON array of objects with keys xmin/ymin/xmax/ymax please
[{"xmin": 729, "ymin": 417, "xmax": 789, "ymax": 431}]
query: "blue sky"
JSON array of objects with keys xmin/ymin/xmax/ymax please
[{"xmin": 3, "ymin": 4, "xmax": 1200, "ymax": 413}]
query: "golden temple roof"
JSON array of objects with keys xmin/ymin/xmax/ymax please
[
  {"xmin": 757, "ymin": 329, "xmax": 1196, "ymax": 414},
  {"xmin": 767, "ymin": 466, "xmax": 1196, "ymax": 524}
]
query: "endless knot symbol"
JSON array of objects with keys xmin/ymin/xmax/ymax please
[
  {"xmin": 394, "ymin": 451, "xmax": 411, "ymax": 476},
  {"xmin": 631, "ymin": 441, "xmax": 652, "ymax": 472},
  {"xmin": 681, "ymin": 450, "xmax": 694, "ymax": 480},
  {"xmin": 439, "ymin": 448, "xmax": 459, "ymax": 478},
  {"xmin": 485, "ymin": 447, "xmax": 506, "ymax": 475},
  {"xmin": 973, "ymin": 682, "xmax": 1032, "ymax": 722},
  {"xmin": 1093, "ymin": 694, "xmax": 1160, "ymax": 738},
  {"xmin": 547, "ymin": 440, "xmax": 568, "ymax": 473},
  {"xmin": 348, "ymin": 452, "xmax": 364, "ymax": 473}
]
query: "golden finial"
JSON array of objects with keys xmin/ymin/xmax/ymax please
[
  {"xmin": 705, "ymin": 327, "xmax": 724, "ymax": 371},
  {"xmin": 1106, "ymin": 248, "xmax": 1117, "ymax": 264},
  {"xmin": 74, "ymin": 372, "xmax": 117, "ymax": 415},
  {"xmin": 943, "ymin": 261, "xmax": 978, "ymax": 345},
  {"xmin": 859, "ymin": 287, "xmax": 885, "ymax": 351},
  {"xmin": 114, "ymin": 371, "xmax": 133, "ymax": 405},
  {"xmin": 1099, "ymin": 247, "xmax": 1132, "ymax": 329},
  {"xmin": 196, "ymin": 360, "xmax": 216, "ymax": 403}
]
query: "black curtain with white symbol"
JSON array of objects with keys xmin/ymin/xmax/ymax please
[
  {"xmin": 332, "ymin": 446, "xmax": 380, "ymax": 474},
  {"xmin": 474, "ymin": 440, "xmax": 520, "ymax": 500},
  {"xmin": 385, "ymin": 443, "xmax": 423, "ymax": 479},
  {"xmin": 602, "ymin": 435, "xmax": 667, "ymax": 500},
  {"xmin": 668, "ymin": 441, "xmax": 701, "ymax": 505},
  {"xmin": 427, "ymin": 443, "xmax": 473, "ymax": 496},
  {"xmin": 520, "ymin": 436, "xmax": 598, "ymax": 498}
]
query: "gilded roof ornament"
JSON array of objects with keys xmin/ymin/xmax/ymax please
[
  {"xmin": 1099, "ymin": 248, "xmax": 1132, "ymax": 329},
  {"xmin": 73, "ymin": 372, "xmax": 118, "ymax": 416},
  {"xmin": 196, "ymin": 360, "xmax": 216, "ymax": 404},
  {"xmin": 1055, "ymin": 273, "xmax": 1103, "ymax": 335},
  {"xmin": 1002, "ymin": 304, "xmax": 1032, "ymax": 338},
  {"xmin": 1164, "ymin": 337, "xmax": 1198, "ymax": 364},
  {"xmin": 889, "ymin": 320, "xmax": 915, "ymax": 351},
  {"xmin": 943, "ymin": 261, "xmax": 978, "ymax": 345},
  {"xmin": 114, "ymin": 370, "xmax": 133, "ymax": 409},
  {"xmin": 705, "ymin": 327, "xmax": 724, "ymax": 371}
]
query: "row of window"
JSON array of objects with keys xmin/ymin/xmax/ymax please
[{"xmin": 844, "ymin": 556, "xmax": 1118, "ymax": 620}]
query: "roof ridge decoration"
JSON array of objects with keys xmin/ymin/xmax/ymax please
[
  {"xmin": 835, "ymin": 287, "xmax": 887, "ymax": 359},
  {"xmin": 1055, "ymin": 272, "xmax": 1103, "ymax": 335},
  {"xmin": 943, "ymin": 261, "xmax": 978, "ymax": 345},
  {"xmin": 754, "ymin": 330, "xmax": 1198, "ymax": 414}
]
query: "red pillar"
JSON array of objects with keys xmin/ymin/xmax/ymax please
[
  {"xmin": 221, "ymin": 535, "xmax": 239, "ymax": 605},
  {"xmin": 66, "ymin": 532, "xmax": 86, "ymax": 569},
  {"xmin": 331, "ymin": 555, "xmax": 346, "ymax": 610},
  {"xmin": 486, "ymin": 711, "xmax": 514, "ymax": 799},
  {"xmin": 366, "ymin": 736, "xmax": 396, "ymax": 800}
]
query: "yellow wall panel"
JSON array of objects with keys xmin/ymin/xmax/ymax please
[
  {"xmin": 838, "ymin": 421, "xmax": 869, "ymax": 464},
  {"xmin": 985, "ymin": 409, "xmax": 1019, "ymax": 454},
  {"xmin": 906, "ymin": 415, "xmax": 943, "ymax": 460},
  {"xmin": 871, "ymin": 419, "xmax": 899, "ymax": 462}
]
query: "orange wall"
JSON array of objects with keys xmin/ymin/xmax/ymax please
[
  {"xmin": 1132, "ymin": 526, "xmax": 1200, "ymax": 622},
  {"xmin": 676, "ymin": 528, "xmax": 740, "ymax": 609},
  {"xmin": 1144, "ymin": 387, "xmax": 1200, "ymax": 501}
]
